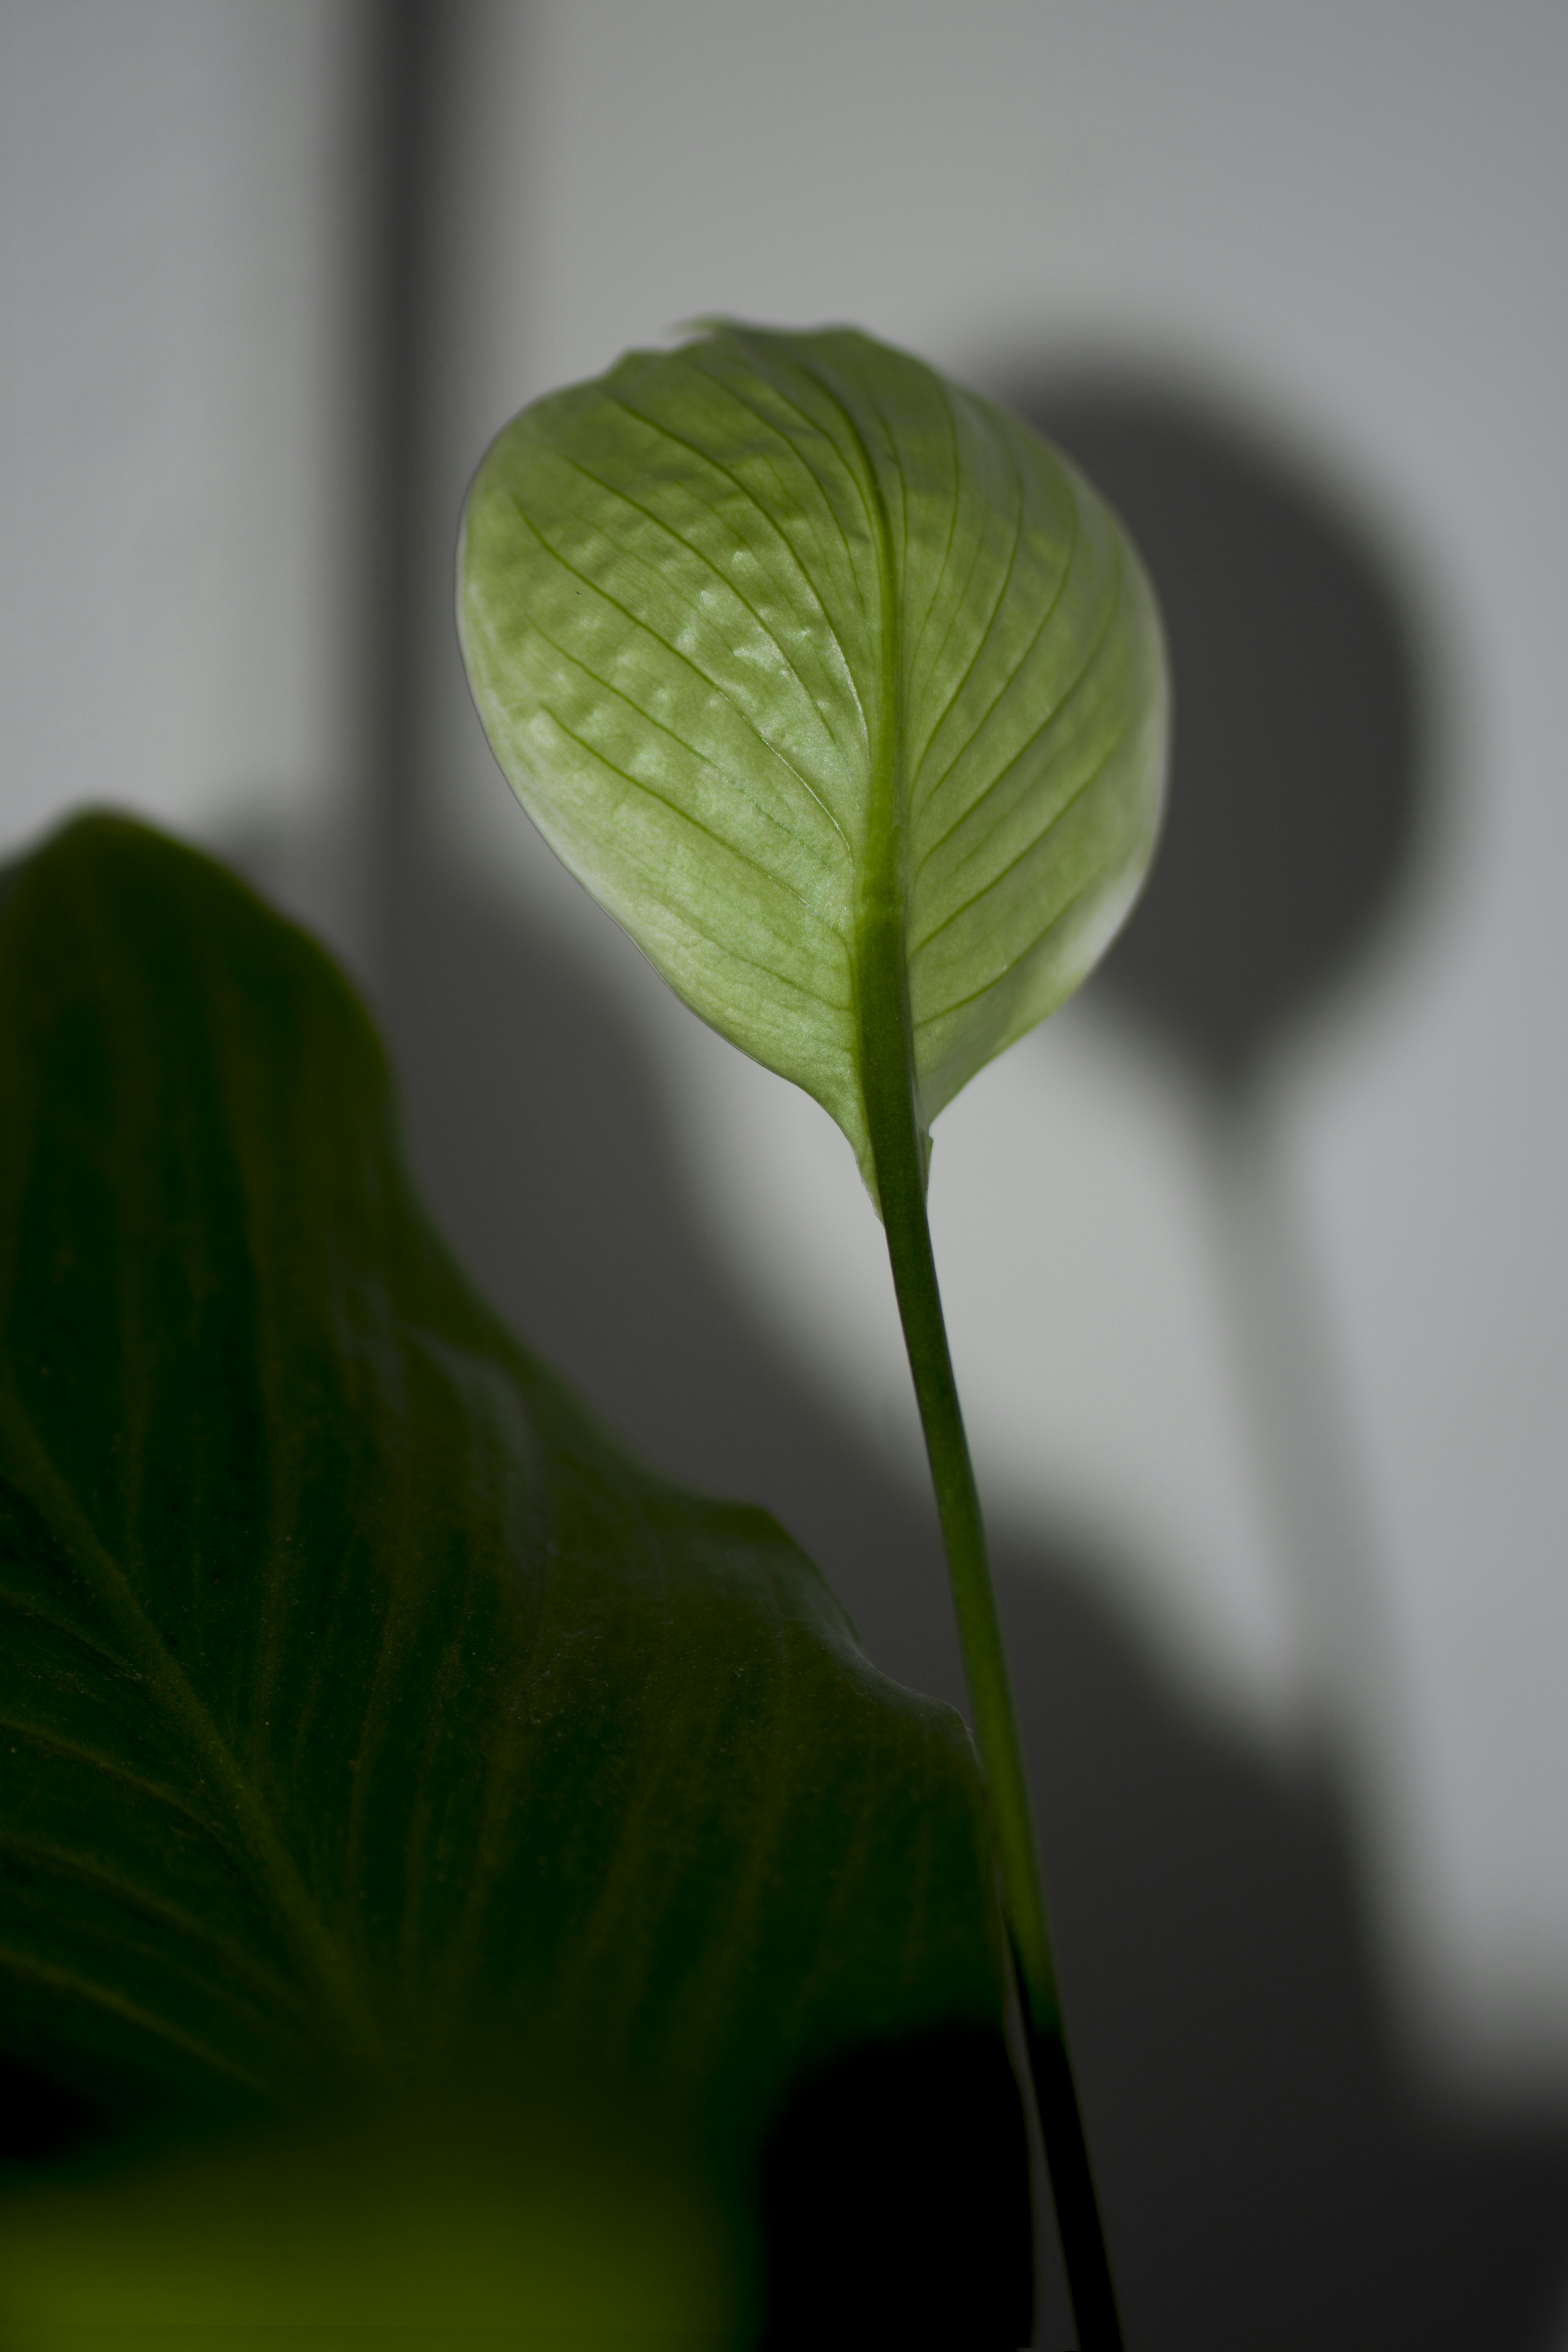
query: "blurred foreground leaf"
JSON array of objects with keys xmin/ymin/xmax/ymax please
[
  {"xmin": 460, "ymin": 321, "xmax": 1166, "ymax": 1201},
  {"xmin": 0, "ymin": 2115, "xmax": 735, "ymax": 2345},
  {"xmin": 0, "ymin": 815, "xmax": 1005, "ymax": 2166}
]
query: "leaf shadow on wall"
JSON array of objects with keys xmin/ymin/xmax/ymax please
[
  {"xmin": 379, "ymin": 336, "xmax": 1568, "ymax": 2352},
  {"xmin": 1003, "ymin": 364, "xmax": 1568, "ymax": 2349},
  {"xmin": 982, "ymin": 372, "xmax": 1542, "ymax": 2333}
]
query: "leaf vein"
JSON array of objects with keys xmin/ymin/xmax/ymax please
[
  {"xmin": 911, "ymin": 448, "xmax": 1084, "ymax": 850},
  {"xmin": 541, "ymin": 713, "xmax": 853, "ymax": 1011},
  {"xmin": 505, "ymin": 499, "xmax": 855, "ymax": 869},
  {"xmin": 913, "ymin": 861, "xmax": 1113, "ymax": 1027},
  {"xmin": 0, "ymin": 1945, "xmax": 284, "ymax": 2091},
  {"xmin": 599, "ymin": 397, "xmax": 865, "ymax": 780},
  {"xmin": 910, "ymin": 716, "xmax": 1129, "ymax": 959}
]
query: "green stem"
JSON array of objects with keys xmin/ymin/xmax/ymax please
[
  {"xmin": 858, "ymin": 955, "xmax": 1056, "ymax": 2025},
  {"xmin": 857, "ymin": 890, "xmax": 1123, "ymax": 2352},
  {"xmin": 849, "ymin": 415, "xmax": 1120, "ymax": 2345}
]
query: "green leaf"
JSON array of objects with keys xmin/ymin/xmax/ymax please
[
  {"xmin": 459, "ymin": 321, "xmax": 1167, "ymax": 1201},
  {"xmin": 0, "ymin": 2116, "xmax": 741, "ymax": 2340},
  {"xmin": 0, "ymin": 814, "xmax": 1004, "ymax": 2149}
]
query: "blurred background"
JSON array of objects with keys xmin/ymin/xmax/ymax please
[{"xmin": 3, "ymin": 2, "xmax": 1565, "ymax": 2342}]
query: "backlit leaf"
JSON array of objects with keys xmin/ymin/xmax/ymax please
[{"xmin": 459, "ymin": 322, "xmax": 1167, "ymax": 1200}]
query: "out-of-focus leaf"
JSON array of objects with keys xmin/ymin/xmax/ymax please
[
  {"xmin": 0, "ymin": 2116, "xmax": 743, "ymax": 2343},
  {"xmin": 0, "ymin": 815, "xmax": 1004, "ymax": 2150},
  {"xmin": 459, "ymin": 322, "xmax": 1167, "ymax": 1200}
]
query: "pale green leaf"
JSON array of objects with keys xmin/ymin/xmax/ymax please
[{"xmin": 459, "ymin": 322, "xmax": 1167, "ymax": 1200}]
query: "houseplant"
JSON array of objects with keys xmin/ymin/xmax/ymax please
[{"xmin": 0, "ymin": 323, "xmax": 1165, "ymax": 2345}]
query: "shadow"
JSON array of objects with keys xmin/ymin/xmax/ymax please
[
  {"xmin": 999, "ymin": 1548, "xmax": 1568, "ymax": 2352},
  {"xmin": 0, "ymin": 2053, "xmax": 105, "ymax": 2170},
  {"xmin": 981, "ymin": 367, "xmax": 1568, "ymax": 2338},
  {"xmin": 381, "ymin": 831, "xmax": 1568, "ymax": 2348},
  {"xmin": 1007, "ymin": 376, "xmax": 1427, "ymax": 1090},
  {"xmin": 1001, "ymin": 374, "xmax": 1437, "ymax": 1789},
  {"xmin": 757, "ymin": 2022, "xmax": 1033, "ymax": 2347}
]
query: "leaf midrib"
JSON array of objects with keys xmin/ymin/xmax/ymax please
[{"xmin": 817, "ymin": 363, "xmax": 915, "ymax": 1172}]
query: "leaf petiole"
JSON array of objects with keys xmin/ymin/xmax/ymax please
[{"xmin": 858, "ymin": 881, "xmax": 1124, "ymax": 2352}]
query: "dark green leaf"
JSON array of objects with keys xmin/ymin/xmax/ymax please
[{"xmin": 0, "ymin": 814, "xmax": 1004, "ymax": 2150}]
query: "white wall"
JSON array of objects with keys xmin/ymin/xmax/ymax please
[{"xmin": 0, "ymin": 0, "xmax": 362, "ymax": 860}]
